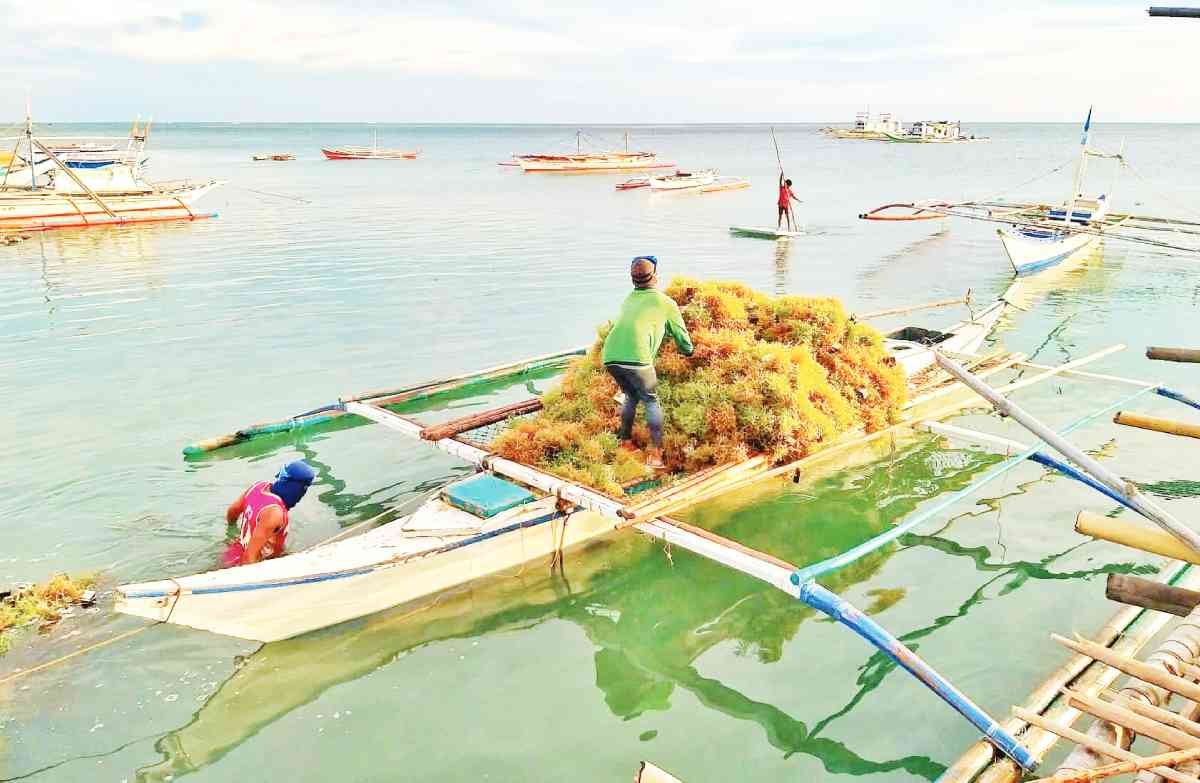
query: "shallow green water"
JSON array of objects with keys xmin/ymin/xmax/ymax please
[{"xmin": 3, "ymin": 122, "xmax": 1200, "ymax": 781}]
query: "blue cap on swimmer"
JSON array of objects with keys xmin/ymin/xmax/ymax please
[{"xmin": 272, "ymin": 460, "xmax": 316, "ymax": 509}]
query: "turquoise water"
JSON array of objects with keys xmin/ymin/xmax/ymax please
[{"xmin": 3, "ymin": 122, "xmax": 1200, "ymax": 781}]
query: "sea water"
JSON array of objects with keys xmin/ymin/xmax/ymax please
[{"xmin": 2, "ymin": 122, "xmax": 1200, "ymax": 781}]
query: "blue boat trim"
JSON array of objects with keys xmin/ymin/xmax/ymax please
[
  {"xmin": 789, "ymin": 384, "xmax": 1159, "ymax": 584},
  {"xmin": 1157, "ymin": 386, "xmax": 1200, "ymax": 412},
  {"xmin": 123, "ymin": 506, "xmax": 575, "ymax": 600},
  {"xmin": 1013, "ymin": 242, "xmax": 1090, "ymax": 276}
]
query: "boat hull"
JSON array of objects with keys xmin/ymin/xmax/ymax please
[
  {"xmin": 518, "ymin": 155, "xmax": 673, "ymax": 173},
  {"xmin": 116, "ymin": 301, "xmax": 1007, "ymax": 643},
  {"xmin": 321, "ymin": 148, "xmax": 418, "ymax": 160},
  {"xmin": 998, "ymin": 226, "xmax": 1101, "ymax": 276},
  {"xmin": 0, "ymin": 181, "xmax": 222, "ymax": 232}
]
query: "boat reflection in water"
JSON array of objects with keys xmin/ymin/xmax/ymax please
[{"xmin": 132, "ymin": 433, "xmax": 1130, "ymax": 782}]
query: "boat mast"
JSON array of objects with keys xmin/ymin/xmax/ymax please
[
  {"xmin": 577, "ymin": 129, "xmax": 581, "ymax": 154},
  {"xmin": 25, "ymin": 95, "xmax": 36, "ymax": 191},
  {"xmin": 625, "ymin": 129, "xmax": 629, "ymax": 152},
  {"xmin": 1065, "ymin": 106, "xmax": 1092, "ymax": 228}
]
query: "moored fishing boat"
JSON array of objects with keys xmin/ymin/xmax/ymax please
[
  {"xmin": 0, "ymin": 112, "xmax": 220, "ymax": 233},
  {"xmin": 321, "ymin": 127, "xmax": 418, "ymax": 160},
  {"xmin": 882, "ymin": 120, "xmax": 984, "ymax": 143},
  {"xmin": 821, "ymin": 110, "xmax": 903, "ymax": 140},
  {"xmin": 858, "ymin": 109, "xmax": 1200, "ymax": 276},
  {"xmin": 118, "ymin": 297, "xmax": 1011, "ymax": 643},
  {"xmin": 516, "ymin": 130, "xmax": 673, "ymax": 173},
  {"xmin": 648, "ymin": 168, "xmax": 717, "ymax": 190}
]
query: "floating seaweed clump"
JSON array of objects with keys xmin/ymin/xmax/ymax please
[
  {"xmin": 0, "ymin": 573, "xmax": 96, "ymax": 654},
  {"xmin": 492, "ymin": 278, "xmax": 907, "ymax": 495}
]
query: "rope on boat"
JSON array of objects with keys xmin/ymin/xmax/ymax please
[{"xmin": 234, "ymin": 186, "xmax": 312, "ymax": 204}]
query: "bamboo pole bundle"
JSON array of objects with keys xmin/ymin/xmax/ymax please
[
  {"xmin": 1031, "ymin": 747, "xmax": 1200, "ymax": 783},
  {"xmin": 942, "ymin": 562, "xmax": 1200, "ymax": 783},
  {"xmin": 1063, "ymin": 689, "xmax": 1200, "ymax": 749},
  {"xmin": 1012, "ymin": 708, "xmax": 1200, "ymax": 783},
  {"xmin": 419, "ymin": 398, "xmax": 542, "ymax": 441},
  {"xmin": 1054, "ymin": 615, "xmax": 1200, "ymax": 777},
  {"xmin": 616, "ymin": 458, "xmax": 770, "ymax": 528},
  {"xmin": 1114, "ymin": 412, "xmax": 1200, "ymax": 440}
]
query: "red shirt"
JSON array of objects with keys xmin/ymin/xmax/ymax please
[
  {"xmin": 223, "ymin": 481, "xmax": 289, "ymax": 567},
  {"xmin": 778, "ymin": 184, "xmax": 794, "ymax": 208}
]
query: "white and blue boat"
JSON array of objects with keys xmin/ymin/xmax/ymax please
[{"xmin": 997, "ymin": 107, "xmax": 1124, "ymax": 277}]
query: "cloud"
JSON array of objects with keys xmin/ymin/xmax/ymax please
[{"xmin": 0, "ymin": 0, "xmax": 1196, "ymax": 121}]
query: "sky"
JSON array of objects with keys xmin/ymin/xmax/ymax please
[{"xmin": 1, "ymin": 1, "xmax": 1198, "ymax": 123}]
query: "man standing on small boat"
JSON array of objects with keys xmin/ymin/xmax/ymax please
[
  {"xmin": 223, "ymin": 460, "xmax": 316, "ymax": 566},
  {"xmin": 602, "ymin": 256, "xmax": 694, "ymax": 470},
  {"xmin": 778, "ymin": 172, "xmax": 801, "ymax": 231}
]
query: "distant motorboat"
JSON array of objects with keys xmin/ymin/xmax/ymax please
[
  {"xmin": 821, "ymin": 110, "xmax": 903, "ymax": 140},
  {"xmin": 253, "ymin": 153, "xmax": 296, "ymax": 161},
  {"xmin": 882, "ymin": 120, "xmax": 986, "ymax": 144}
]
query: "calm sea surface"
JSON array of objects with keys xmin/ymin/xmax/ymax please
[{"xmin": 3, "ymin": 122, "xmax": 1200, "ymax": 781}]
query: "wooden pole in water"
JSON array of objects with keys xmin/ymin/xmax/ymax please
[
  {"xmin": 1076, "ymin": 511, "xmax": 1200, "ymax": 566},
  {"xmin": 1029, "ymin": 745, "xmax": 1200, "ymax": 783},
  {"xmin": 854, "ymin": 290, "xmax": 971, "ymax": 320},
  {"xmin": 1147, "ymin": 347, "xmax": 1200, "ymax": 363},
  {"xmin": 1113, "ymin": 410, "xmax": 1200, "ymax": 439},
  {"xmin": 1106, "ymin": 573, "xmax": 1200, "ymax": 617},
  {"xmin": 933, "ymin": 350, "xmax": 1200, "ymax": 555}
]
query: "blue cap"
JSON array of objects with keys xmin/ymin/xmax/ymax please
[{"xmin": 276, "ymin": 460, "xmax": 316, "ymax": 484}]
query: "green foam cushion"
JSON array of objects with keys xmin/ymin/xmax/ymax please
[{"xmin": 444, "ymin": 473, "xmax": 536, "ymax": 518}]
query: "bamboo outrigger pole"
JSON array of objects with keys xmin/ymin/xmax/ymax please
[{"xmin": 932, "ymin": 350, "xmax": 1200, "ymax": 555}]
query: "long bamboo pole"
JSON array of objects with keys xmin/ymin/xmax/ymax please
[
  {"xmin": 1114, "ymin": 411, "xmax": 1200, "ymax": 440},
  {"xmin": 1077, "ymin": 511, "xmax": 1200, "ymax": 566},
  {"xmin": 1147, "ymin": 347, "xmax": 1200, "ymax": 363},
  {"xmin": 934, "ymin": 350, "xmax": 1200, "ymax": 554},
  {"xmin": 1052, "ymin": 635, "xmax": 1200, "ymax": 703},
  {"xmin": 855, "ymin": 291, "xmax": 971, "ymax": 320},
  {"xmin": 1064, "ymin": 689, "xmax": 1200, "ymax": 750},
  {"xmin": 1102, "ymin": 689, "xmax": 1200, "ymax": 740}
]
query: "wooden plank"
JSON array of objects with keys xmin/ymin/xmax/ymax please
[
  {"xmin": 1148, "ymin": 347, "xmax": 1200, "ymax": 364},
  {"xmin": 419, "ymin": 398, "xmax": 542, "ymax": 441},
  {"xmin": 1106, "ymin": 573, "xmax": 1200, "ymax": 617},
  {"xmin": 1114, "ymin": 411, "xmax": 1200, "ymax": 440}
]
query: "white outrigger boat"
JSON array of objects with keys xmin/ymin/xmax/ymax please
[
  {"xmin": 0, "ymin": 113, "xmax": 220, "ymax": 233},
  {"xmin": 882, "ymin": 120, "xmax": 984, "ymax": 144},
  {"xmin": 649, "ymin": 168, "xmax": 717, "ymax": 191},
  {"xmin": 860, "ymin": 108, "xmax": 1200, "ymax": 275},
  {"xmin": 118, "ymin": 297, "xmax": 1011, "ymax": 643}
]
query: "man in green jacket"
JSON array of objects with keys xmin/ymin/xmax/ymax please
[{"xmin": 601, "ymin": 256, "xmax": 694, "ymax": 469}]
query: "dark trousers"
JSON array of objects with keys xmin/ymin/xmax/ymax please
[{"xmin": 605, "ymin": 363, "xmax": 663, "ymax": 449}]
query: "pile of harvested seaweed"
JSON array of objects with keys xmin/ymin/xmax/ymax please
[{"xmin": 493, "ymin": 278, "xmax": 907, "ymax": 495}]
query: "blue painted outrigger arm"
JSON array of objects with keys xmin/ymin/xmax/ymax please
[{"xmin": 793, "ymin": 580, "xmax": 1039, "ymax": 771}]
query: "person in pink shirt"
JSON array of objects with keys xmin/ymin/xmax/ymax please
[{"xmin": 223, "ymin": 460, "xmax": 315, "ymax": 567}]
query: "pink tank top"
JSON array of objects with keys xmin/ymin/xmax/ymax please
[{"xmin": 224, "ymin": 481, "xmax": 290, "ymax": 567}]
